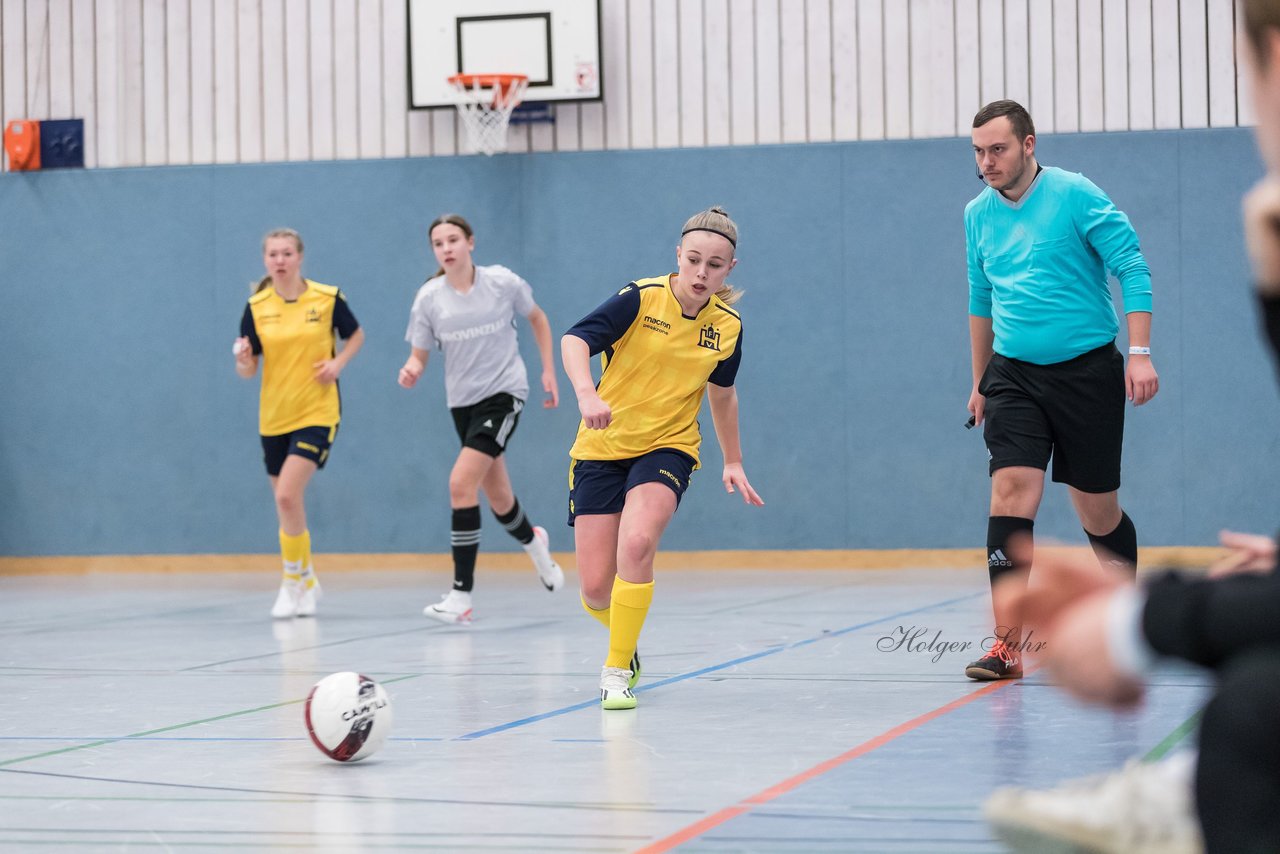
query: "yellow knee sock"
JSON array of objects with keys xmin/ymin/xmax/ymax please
[
  {"xmin": 279, "ymin": 530, "xmax": 308, "ymax": 582},
  {"xmin": 605, "ymin": 577, "xmax": 653, "ymax": 669},
  {"xmin": 582, "ymin": 594, "xmax": 610, "ymax": 628}
]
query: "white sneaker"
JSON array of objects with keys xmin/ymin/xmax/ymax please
[
  {"xmin": 424, "ymin": 589, "xmax": 473, "ymax": 624},
  {"xmin": 984, "ymin": 752, "xmax": 1203, "ymax": 854},
  {"xmin": 296, "ymin": 576, "xmax": 322, "ymax": 617},
  {"xmin": 270, "ymin": 579, "xmax": 303, "ymax": 619},
  {"xmin": 523, "ymin": 526, "xmax": 564, "ymax": 591},
  {"xmin": 600, "ymin": 666, "xmax": 637, "ymax": 710}
]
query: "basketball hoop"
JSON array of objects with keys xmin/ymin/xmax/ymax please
[{"xmin": 447, "ymin": 73, "xmax": 529, "ymax": 156}]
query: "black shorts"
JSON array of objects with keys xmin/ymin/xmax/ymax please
[
  {"xmin": 261, "ymin": 425, "xmax": 337, "ymax": 476},
  {"xmin": 567, "ymin": 448, "xmax": 697, "ymax": 526},
  {"xmin": 979, "ymin": 342, "xmax": 1124, "ymax": 493},
  {"xmin": 450, "ymin": 393, "xmax": 524, "ymax": 458}
]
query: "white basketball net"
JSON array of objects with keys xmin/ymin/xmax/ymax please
[{"xmin": 448, "ymin": 75, "xmax": 529, "ymax": 156}]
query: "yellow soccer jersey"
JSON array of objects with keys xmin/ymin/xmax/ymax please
[
  {"xmin": 239, "ymin": 280, "xmax": 360, "ymax": 436},
  {"xmin": 566, "ymin": 275, "xmax": 743, "ymax": 467}
]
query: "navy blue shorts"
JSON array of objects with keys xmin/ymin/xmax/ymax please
[
  {"xmin": 567, "ymin": 448, "xmax": 697, "ymax": 526},
  {"xmin": 261, "ymin": 425, "xmax": 337, "ymax": 476}
]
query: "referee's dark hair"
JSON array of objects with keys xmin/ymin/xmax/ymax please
[{"xmin": 972, "ymin": 100, "xmax": 1036, "ymax": 142}]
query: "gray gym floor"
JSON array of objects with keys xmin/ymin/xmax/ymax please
[{"xmin": 0, "ymin": 565, "xmax": 1211, "ymax": 851}]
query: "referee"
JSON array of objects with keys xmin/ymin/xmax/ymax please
[{"xmin": 963, "ymin": 100, "xmax": 1159, "ymax": 681}]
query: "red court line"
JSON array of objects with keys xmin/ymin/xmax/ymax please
[{"xmin": 633, "ymin": 675, "xmax": 1028, "ymax": 854}]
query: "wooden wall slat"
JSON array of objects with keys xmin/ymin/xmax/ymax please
[{"xmin": 0, "ymin": 0, "xmax": 1264, "ymax": 173}]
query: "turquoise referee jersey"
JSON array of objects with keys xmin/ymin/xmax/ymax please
[{"xmin": 965, "ymin": 166, "xmax": 1152, "ymax": 365}]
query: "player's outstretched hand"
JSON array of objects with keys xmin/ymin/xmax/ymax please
[
  {"xmin": 1209, "ymin": 529, "xmax": 1278, "ymax": 578},
  {"xmin": 577, "ymin": 390, "xmax": 611, "ymax": 429},
  {"xmin": 542, "ymin": 369, "xmax": 560, "ymax": 409},
  {"xmin": 723, "ymin": 462, "xmax": 764, "ymax": 506},
  {"xmin": 1126, "ymin": 357, "xmax": 1159, "ymax": 405},
  {"xmin": 999, "ymin": 548, "xmax": 1142, "ymax": 708},
  {"xmin": 313, "ymin": 358, "xmax": 343, "ymax": 384},
  {"xmin": 398, "ymin": 357, "xmax": 423, "ymax": 389}
]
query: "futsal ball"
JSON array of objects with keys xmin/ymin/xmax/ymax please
[{"xmin": 304, "ymin": 672, "xmax": 393, "ymax": 762}]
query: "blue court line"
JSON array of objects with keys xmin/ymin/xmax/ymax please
[{"xmin": 456, "ymin": 591, "xmax": 985, "ymax": 741}]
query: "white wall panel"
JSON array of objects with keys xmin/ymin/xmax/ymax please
[
  {"xmin": 911, "ymin": 0, "xmax": 955, "ymax": 139},
  {"xmin": 1003, "ymin": 0, "xmax": 1029, "ymax": 109},
  {"xmin": 1077, "ymin": 0, "xmax": 1104, "ymax": 132},
  {"xmin": 1027, "ymin": 0, "xmax": 1053, "ymax": 131},
  {"xmin": 1180, "ymin": 0, "xmax": 1209, "ymax": 128},
  {"xmin": 755, "ymin": 0, "xmax": 782, "ymax": 144},
  {"xmin": 978, "ymin": 0, "xmax": 1004, "ymax": 106},
  {"xmin": 48, "ymin": 0, "xmax": 73, "ymax": 118},
  {"xmin": 1101, "ymin": 0, "xmax": 1127, "ymax": 130},
  {"xmin": 237, "ymin": 0, "xmax": 263, "ymax": 163},
  {"xmin": 71, "ymin": 0, "xmax": 98, "ymax": 166},
  {"xmin": 1051, "ymin": 0, "xmax": 1080, "ymax": 133},
  {"xmin": 261, "ymin": 0, "xmax": 287, "ymax": 162},
  {"xmin": 831, "ymin": 0, "xmax": 859, "ymax": 141},
  {"xmin": 189, "ymin": 0, "xmax": 213, "ymax": 163},
  {"xmin": 212, "ymin": 0, "xmax": 237, "ymax": 163},
  {"xmin": 780, "ymin": 0, "xmax": 807, "ymax": 144},
  {"xmin": 856, "ymin": 0, "xmax": 884, "ymax": 139},
  {"xmin": 0, "ymin": 0, "xmax": 1265, "ymax": 172},
  {"xmin": 1127, "ymin": 0, "xmax": 1155, "ymax": 131},
  {"xmin": 679, "ymin": 0, "xmax": 706, "ymax": 147},
  {"xmin": 628, "ymin": 0, "xmax": 655, "ymax": 148},
  {"xmin": 954, "ymin": 0, "xmax": 980, "ymax": 135},
  {"xmin": 650, "ymin": 0, "xmax": 679, "ymax": 148},
  {"xmin": 703, "ymin": 0, "xmax": 731, "ymax": 146},
  {"xmin": 1207, "ymin": 0, "xmax": 1237, "ymax": 127},
  {"xmin": 729, "ymin": 0, "xmax": 756, "ymax": 144}
]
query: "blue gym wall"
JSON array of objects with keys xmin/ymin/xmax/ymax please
[{"xmin": 2, "ymin": 128, "xmax": 1276, "ymax": 557}]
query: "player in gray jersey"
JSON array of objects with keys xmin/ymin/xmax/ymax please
[{"xmin": 399, "ymin": 213, "xmax": 564, "ymax": 623}]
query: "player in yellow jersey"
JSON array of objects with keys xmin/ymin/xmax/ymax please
[
  {"xmin": 234, "ymin": 228, "xmax": 364, "ymax": 618},
  {"xmin": 561, "ymin": 206, "xmax": 765, "ymax": 710}
]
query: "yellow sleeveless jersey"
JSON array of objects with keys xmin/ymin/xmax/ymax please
[
  {"xmin": 566, "ymin": 275, "xmax": 743, "ymax": 467},
  {"xmin": 239, "ymin": 280, "xmax": 360, "ymax": 436}
]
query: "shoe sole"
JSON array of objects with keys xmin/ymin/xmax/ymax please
[
  {"xmin": 601, "ymin": 694, "xmax": 637, "ymax": 711},
  {"xmin": 965, "ymin": 666, "xmax": 1024, "ymax": 681},
  {"xmin": 424, "ymin": 609, "xmax": 473, "ymax": 625}
]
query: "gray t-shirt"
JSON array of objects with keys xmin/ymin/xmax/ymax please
[{"xmin": 405, "ymin": 264, "xmax": 536, "ymax": 408}]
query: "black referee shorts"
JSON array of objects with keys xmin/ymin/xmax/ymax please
[{"xmin": 979, "ymin": 341, "xmax": 1125, "ymax": 493}]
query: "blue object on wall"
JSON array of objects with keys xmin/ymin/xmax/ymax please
[{"xmin": 38, "ymin": 119, "xmax": 84, "ymax": 169}]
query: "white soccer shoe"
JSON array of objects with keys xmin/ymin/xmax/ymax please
[
  {"xmin": 296, "ymin": 576, "xmax": 322, "ymax": 617},
  {"xmin": 270, "ymin": 579, "xmax": 303, "ymax": 619},
  {"xmin": 424, "ymin": 589, "xmax": 474, "ymax": 625},
  {"xmin": 984, "ymin": 752, "xmax": 1203, "ymax": 854},
  {"xmin": 523, "ymin": 526, "xmax": 564, "ymax": 592}
]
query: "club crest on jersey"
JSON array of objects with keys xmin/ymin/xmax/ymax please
[
  {"xmin": 698, "ymin": 324, "xmax": 721, "ymax": 351},
  {"xmin": 306, "ymin": 307, "xmax": 322, "ymax": 324}
]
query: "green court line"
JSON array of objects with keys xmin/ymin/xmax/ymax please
[
  {"xmin": 0, "ymin": 673, "xmax": 422, "ymax": 769},
  {"xmin": 1143, "ymin": 709, "xmax": 1203, "ymax": 761}
]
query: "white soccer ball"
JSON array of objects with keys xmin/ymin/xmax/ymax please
[{"xmin": 304, "ymin": 672, "xmax": 393, "ymax": 762}]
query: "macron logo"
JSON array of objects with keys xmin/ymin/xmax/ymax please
[{"xmin": 989, "ymin": 549, "xmax": 1014, "ymax": 568}]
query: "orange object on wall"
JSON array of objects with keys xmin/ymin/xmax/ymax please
[{"xmin": 4, "ymin": 120, "xmax": 42, "ymax": 171}]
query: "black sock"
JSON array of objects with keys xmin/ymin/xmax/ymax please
[
  {"xmin": 451, "ymin": 505, "xmax": 481, "ymax": 592},
  {"xmin": 493, "ymin": 497, "xmax": 535, "ymax": 545},
  {"xmin": 988, "ymin": 516, "xmax": 1034, "ymax": 587},
  {"xmin": 1086, "ymin": 510, "xmax": 1137, "ymax": 576}
]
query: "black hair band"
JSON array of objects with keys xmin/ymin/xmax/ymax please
[{"xmin": 681, "ymin": 226, "xmax": 736, "ymax": 247}]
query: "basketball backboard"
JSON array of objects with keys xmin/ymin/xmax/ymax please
[{"xmin": 408, "ymin": 0, "xmax": 602, "ymax": 109}]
